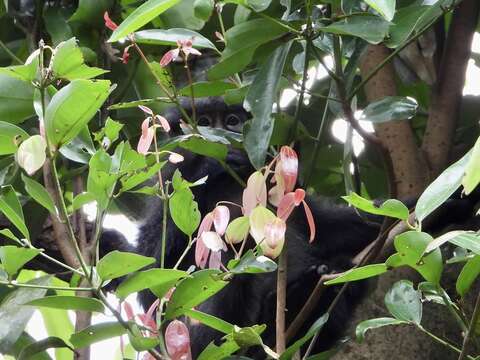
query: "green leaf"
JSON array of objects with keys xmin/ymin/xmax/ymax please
[
  {"xmin": 456, "ymin": 255, "xmax": 480, "ymax": 297},
  {"xmin": 416, "ymin": 150, "xmax": 471, "ymax": 222},
  {"xmin": 27, "ymin": 296, "xmax": 104, "ymax": 313},
  {"xmin": 0, "ymin": 185, "xmax": 29, "ymax": 241},
  {"xmin": 86, "ymin": 148, "xmax": 116, "ymax": 211},
  {"xmin": 97, "ymin": 117, "xmax": 124, "ymax": 146},
  {"xmin": 0, "ymin": 246, "xmax": 40, "ymax": 276},
  {"xmin": 225, "ymin": 216, "xmax": 250, "ymax": 244},
  {"xmin": 0, "ymin": 276, "xmax": 51, "ymax": 353},
  {"xmin": 108, "ymin": 0, "xmax": 182, "ymax": 42},
  {"xmin": 184, "ymin": 309, "xmax": 234, "ymax": 334},
  {"xmin": 0, "ymin": 55, "xmax": 38, "ymax": 82},
  {"xmin": 21, "ymin": 174, "xmax": 56, "ymax": 215},
  {"xmin": 169, "ymin": 186, "xmax": 201, "ymax": 237},
  {"xmin": 18, "ymin": 337, "xmax": 73, "ymax": 360},
  {"xmin": 207, "ymin": 18, "xmax": 289, "ymax": 80},
  {"xmin": 360, "ymin": 96, "xmax": 418, "ymax": 123},
  {"xmin": 120, "ymin": 162, "xmax": 163, "ymax": 193},
  {"xmin": 355, "ymin": 317, "xmax": 406, "ymax": 343},
  {"xmin": 342, "ymin": 192, "xmax": 409, "ymax": 220},
  {"xmin": 319, "ymin": 14, "xmax": 390, "ymax": 44},
  {"xmin": 178, "ymin": 135, "xmax": 228, "ymax": 160},
  {"xmin": 364, "ymin": 0, "xmax": 396, "ymax": 21},
  {"xmin": 179, "ymin": 81, "xmax": 237, "ymax": 97},
  {"xmin": 384, "ymin": 280, "xmax": 422, "ymax": 324},
  {"xmin": 165, "ymin": 269, "xmax": 227, "ymax": 319},
  {"xmin": 390, "ymin": 231, "xmax": 442, "ymax": 284},
  {"xmin": 128, "ymin": 327, "xmax": 159, "ymax": 351},
  {"xmin": 0, "ymin": 74, "xmax": 35, "ymax": 124},
  {"xmin": 228, "ymin": 250, "xmax": 277, "ymax": 274},
  {"xmin": 448, "ymin": 232, "xmax": 480, "ymax": 255},
  {"xmin": 134, "ymin": 28, "xmax": 218, "ymax": 50},
  {"xmin": 115, "ymin": 268, "xmax": 187, "ymax": 299},
  {"xmin": 0, "ymin": 121, "xmax": 29, "ymax": 155},
  {"xmin": 45, "ymin": 79, "xmax": 111, "ymax": 148},
  {"xmin": 16, "ymin": 135, "xmax": 47, "ymax": 176},
  {"xmin": 51, "ymin": 38, "xmax": 107, "ymax": 80},
  {"xmin": 280, "ymin": 314, "xmax": 329, "ymax": 360},
  {"xmin": 59, "ymin": 125, "xmax": 96, "ymax": 164},
  {"xmin": 325, "ymin": 264, "xmax": 388, "ymax": 285},
  {"xmin": 69, "ymin": 322, "xmax": 126, "ymax": 348},
  {"xmin": 69, "ymin": 0, "xmax": 113, "ymax": 25},
  {"xmin": 194, "ymin": 0, "xmax": 214, "ymax": 21},
  {"xmin": 97, "ymin": 251, "xmax": 155, "ymax": 281},
  {"xmin": 462, "ymin": 136, "xmax": 480, "ymax": 195},
  {"xmin": 385, "ymin": 5, "xmax": 429, "ymax": 48},
  {"xmin": 244, "ymin": 41, "xmax": 292, "ymax": 168}
]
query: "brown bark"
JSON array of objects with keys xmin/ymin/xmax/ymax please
[
  {"xmin": 422, "ymin": 0, "xmax": 480, "ymax": 177},
  {"xmin": 359, "ymin": 45, "xmax": 429, "ymax": 198},
  {"xmin": 42, "ymin": 161, "xmax": 80, "ymax": 269}
]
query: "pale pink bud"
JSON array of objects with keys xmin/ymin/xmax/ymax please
[
  {"xmin": 242, "ymin": 171, "xmax": 267, "ymax": 215},
  {"xmin": 137, "ymin": 118, "xmax": 154, "ymax": 154},
  {"xmin": 264, "ymin": 218, "xmax": 286, "ymax": 249},
  {"xmin": 169, "ymin": 152, "xmax": 184, "ymax": 164},
  {"xmin": 280, "ymin": 146, "xmax": 298, "ymax": 193},
  {"xmin": 165, "ymin": 320, "xmax": 192, "ymax": 360},
  {"xmin": 155, "ymin": 114, "xmax": 171, "ymax": 132},
  {"xmin": 212, "ymin": 205, "xmax": 230, "ymax": 236}
]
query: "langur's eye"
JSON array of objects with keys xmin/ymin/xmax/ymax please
[
  {"xmin": 224, "ymin": 113, "xmax": 243, "ymax": 132},
  {"xmin": 198, "ymin": 114, "xmax": 213, "ymax": 127}
]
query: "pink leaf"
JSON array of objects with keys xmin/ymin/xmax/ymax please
[
  {"xmin": 293, "ymin": 188, "xmax": 305, "ymax": 206},
  {"xmin": 201, "ymin": 232, "xmax": 226, "ymax": 252},
  {"xmin": 302, "ymin": 200, "xmax": 316, "ymax": 243},
  {"xmin": 165, "ymin": 320, "xmax": 192, "ymax": 360},
  {"xmin": 242, "ymin": 171, "xmax": 267, "ymax": 215},
  {"xmin": 138, "ymin": 105, "xmax": 153, "ymax": 115},
  {"xmin": 123, "ymin": 301, "xmax": 135, "ymax": 321},
  {"xmin": 264, "ymin": 218, "xmax": 286, "ymax": 249},
  {"xmin": 169, "ymin": 152, "xmax": 184, "ymax": 164},
  {"xmin": 145, "ymin": 298, "xmax": 160, "ymax": 324},
  {"xmin": 104, "ymin": 12, "xmax": 118, "ymax": 31},
  {"xmin": 198, "ymin": 213, "xmax": 213, "ymax": 236},
  {"xmin": 137, "ymin": 118, "xmax": 154, "ymax": 154},
  {"xmin": 155, "ymin": 115, "xmax": 171, "ymax": 133},
  {"xmin": 277, "ymin": 192, "xmax": 297, "ymax": 221},
  {"xmin": 208, "ymin": 250, "xmax": 222, "ymax": 270},
  {"xmin": 212, "ymin": 205, "xmax": 230, "ymax": 236},
  {"xmin": 194, "ymin": 236, "xmax": 209, "ymax": 269},
  {"xmin": 121, "ymin": 46, "xmax": 130, "ymax": 64},
  {"xmin": 160, "ymin": 49, "xmax": 179, "ymax": 67},
  {"xmin": 280, "ymin": 146, "xmax": 298, "ymax": 193}
]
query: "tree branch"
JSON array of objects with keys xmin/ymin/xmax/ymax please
[{"xmin": 422, "ymin": 0, "xmax": 480, "ymax": 177}]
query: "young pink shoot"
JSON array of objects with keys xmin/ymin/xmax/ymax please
[
  {"xmin": 277, "ymin": 189, "xmax": 315, "ymax": 242},
  {"xmin": 242, "ymin": 171, "xmax": 267, "ymax": 215},
  {"xmin": 212, "ymin": 205, "xmax": 230, "ymax": 236},
  {"xmin": 280, "ymin": 146, "xmax": 298, "ymax": 193},
  {"xmin": 195, "ymin": 213, "xmax": 213, "ymax": 268},
  {"xmin": 165, "ymin": 320, "xmax": 192, "ymax": 360},
  {"xmin": 160, "ymin": 38, "xmax": 202, "ymax": 67},
  {"xmin": 249, "ymin": 206, "xmax": 285, "ymax": 259},
  {"xmin": 103, "ymin": 12, "xmax": 118, "ymax": 31},
  {"xmin": 200, "ymin": 231, "xmax": 227, "ymax": 269},
  {"xmin": 168, "ymin": 152, "xmax": 184, "ymax": 164},
  {"xmin": 137, "ymin": 118, "xmax": 154, "ymax": 155}
]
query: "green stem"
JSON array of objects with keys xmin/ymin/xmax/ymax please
[
  {"xmin": 437, "ymin": 285, "xmax": 468, "ymax": 334},
  {"xmin": 0, "ymin": 39, "xmax": 22, "ymax": 64},
  {"xmin": 417, "ymin": 325, "xmax": 475, "ymax": 359},
  {"xmin": 0, "ymin": 280, "xmax": 94, "ymax": 292},
  {"xmin": 132, "ymin": 42, "xmax": 197, "ymax": 132},
  {"xmin": 458, "ymin": 290, "xmax": 480, "ymax": 360},
  {"xmin": 160, "ymin": 190, "xmax": 169, "ymax": 269},
  {"xmin": 257, "ymin": 11, "xmax": 302, "ymax": 35},
  {"xmin": 219, "ymin": 161, "xmax": 246, "ymax": 187},
  {"xmin": 174, "ymin": 236, "xmax": 194, "ymax": 270},
  {"xmin": 36, "ymin": 249, "xmax": 85, "ymax": 276}
]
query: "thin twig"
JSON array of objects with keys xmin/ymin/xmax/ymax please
[{"xmin": 458, "ymin": 290, "xmax": 480, "ymax": 360}]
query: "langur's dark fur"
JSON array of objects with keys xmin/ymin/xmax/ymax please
[{"xmin": 102, "ymin": 100, "xmax": 480, "ymax": 358}]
